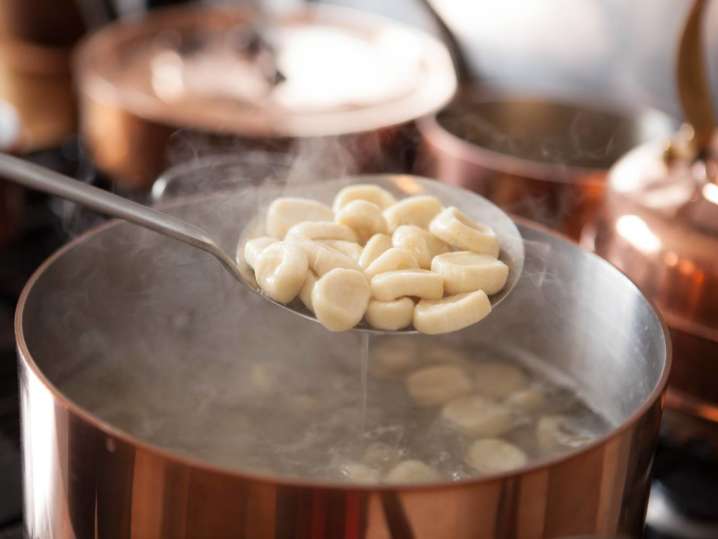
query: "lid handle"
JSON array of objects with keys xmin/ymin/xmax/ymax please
[{"xmin": 673, "ymin": 0, "xmax": 715, "ymax": 160}]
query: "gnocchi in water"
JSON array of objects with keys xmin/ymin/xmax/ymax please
[{"xmin": 239, "ymin": 184, "xmax": 510, "ymax": 333}]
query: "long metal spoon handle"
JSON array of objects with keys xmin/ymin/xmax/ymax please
[
  {"xmin": 677, "ymin": 0, "xmax": 715, "ymax": 155},
  {"xmin": 0, "ymin": 153, "xmax": 243, "ymax": 281}
]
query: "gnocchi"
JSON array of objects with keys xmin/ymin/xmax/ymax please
[
  {"xmin": 242, "ymin": 184, "xmax": 509, "ymax": 333},
  {"xmin": 299, "ymin": 270, "xmax": 317, "ymax": 312},
  {"xmin": 266, "ymin": 197, "xmax": 334, "ymax": 238},
  {"xmin": 431, "ymin": 252, "xmax": 509, "ymax": 295},
  {"xmin": 474, "ymin": 362, "xmax": 529, "ymax": 399},
  {"xmin": 430, "ymin": 207, "xmax": 499, "ymax": 257},
  {"xmin": 335, "ymin": 200, "xmax": 388, "ymax": 244},
  {"xmin": 242, "ymin": 236, "xmax": 277, "ymax": 269},
  {"xmin": 536, "ymin": 415, "xmax": 596, "ymax": 451},
  {"xmin": 366, "ymin": 298, "xmax": 415, "ymax": 331},
  {"xmin": 392, "ymin": 225, "xmax": 449, "ymax": 269},
  {"xmin": 369, "ymin": 337, "xmax": 418, "ymax": 378},
  {"xmin": 320, "ymin": 240, "xmax": 363, "ymax": 261},
  {"xmin": 286, "ymin": 221, "xmax": 358, "ymax": 243},
  {"xmin": 442, "ymin": 395, "xmax": 513, "ymax": 437},
  {"xmin": 383, "ymin": 195, "xmax": 443, "ymax": 231},
  {"xmin": 339, "ymin": 462, "xmax": 381, "ymax": 483},
  {"xmin": 413, "ymin": 290, "xmax": 491, "ymax": 335},
  {"xmin": 364, "ymin": 248, "xmax": 419, "ymax": 279},
  {"xmin": 406, "ymin": 365, "xmax": 473, "ymax": 406},
  {"xmin": 290, "ymin": 239, "xmax": 360, "ymax": 276},
  {"xmin": 358, "ymin": 233, "xmax": 393, "ymax": 269},
  {"xmin": 505, "ymin": 387, "xmax": 545, "ymax": 413},
  {"xmin": 254, "ymin": 242, "xmax": 309, "ymax": 304},
  {"xmin": 384, "ymin": 460, "xmax": 441, "ymax": 483},
  {"xmin": 333, "ymin": 184, "xmax": 397, "ymax": 212},
  {"xmin": 371, "ymin": 269, "xmax": 444, "ymax": 301},
  {"xmin": 312, "ymin": 268, "xmax": 370, "ymax": 332},
  {"xmin": 465, "ymin": 438, "xmax": 528, "ymax": 474}
]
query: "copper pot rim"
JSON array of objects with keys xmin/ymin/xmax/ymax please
[
  {"xmin": 14, "ymin": 195, "xmax": 672, "ymax": 491},
  {"xmin": 417, "ymin": 91, "xmax": 674, "ymax": 184},
  {"xmin": 73, "ymin": 3, "xmax": 457, "ymax": 139}
]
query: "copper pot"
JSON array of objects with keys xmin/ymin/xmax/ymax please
[
  {"xmin": 0, "ymin": 0, "xmax": 85, "ymax": 46},
  {"xmin": 585, "ymin": 0, "xmax": 718, "ymax": 422},
  {"xmin": 416, "ymin": 91, "xmax": 675, "ymax": 240},
  {"xmin": 585, "ymin": 139, "xmax": 718, "ymax": 421},
  {"xmin": 0, "ymin": 37, "xmax": 77, "ymax": 151},
  {"xmin": 16, "ymin": 183, "xmax": 669, "ymax": 537},
  {"xmin": 74, "ymin": 4, "xmax": 457, "ymax": 190}
]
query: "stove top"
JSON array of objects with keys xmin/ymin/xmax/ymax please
[{"xmin": 0, "ymin": 143, "xmax": 716, "ymax": 538}]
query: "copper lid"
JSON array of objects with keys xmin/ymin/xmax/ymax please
[{"xmin": 74, "ymin": 4, "xmax": 456, "ymax": 138}]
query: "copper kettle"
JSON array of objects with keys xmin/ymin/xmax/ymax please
[{"xmin": 585, "ymin": 0, "xmax": 718, "ymax": 421}]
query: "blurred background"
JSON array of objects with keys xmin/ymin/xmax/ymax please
[{"xmin": 1, "ymin": 1, "xmax": 718, "ymax": 538}]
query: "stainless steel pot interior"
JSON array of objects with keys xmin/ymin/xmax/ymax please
[{"xmin": 17, "ymin": 185, "xmax": 669, "ymax": 484}]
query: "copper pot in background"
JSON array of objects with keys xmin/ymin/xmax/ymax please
[
  {"xmin": 0, "ymin": 39, "xmax": 77, "ymax": 153},
  {"xmin": 74, "ymin": 4, "xmax": 457, "ymax": 191},
  {"xmin": 416, "ymin": 91, "xmax": 676, "ymax": 240},
  {"xmin": 585, "ymin": 0, "xmax": 718, "ymax": 423},
  {"xmin": 585, "ymin": 139, "xmax": 718, "ymax": 422},
  {"xmin": 0, "ymin": 0, "xmax": 85, "ymax": 46},
  {"xmin": 0, "ymin": 0, "xmax": 86, "ymax": 152}
]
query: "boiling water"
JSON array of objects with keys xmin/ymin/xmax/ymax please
[{"xmin": 58, "ymin": 326, "xmax": 611, "ymax": 484}]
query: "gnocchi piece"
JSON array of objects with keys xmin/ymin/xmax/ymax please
[
  {"xmin": 505, "ymin": 387, "xmax": 545, "ymax": 413},
  {"xmin": 359, "ymin": 233, "xmax": 393, "ymax": 269},
  {"xmin": 364, "ymin": 248, "xmax": 419, "ymax": 279},
  {"xmin": 419, "ymin": 344, "xmax": 472, "ymax": 370},
  {"xmin": 254, "ymin": 242, "xmax": 309, "ymax": 304},
  {"xmin": 362, "ymin": 442, "xmax": 403, "ymax": 469},
  {"xmin": 441, "ymin": 395, "xmax": 513, "ymax": 437},
  {"xmin": 311, "ymin": 268, "xmax": 370, "ymax": 331},
  {"xmin": 335, "ymin": 200, "xmax": 388, "ymax": 244},
  {"xmin": 429, "ymin": 207, "xmax": 499, "ymax": 257},
  {"xmin": 369, "ymin": 337, "xmax": 418, "ymax": 379},
  {"xmin": 320, "ymin": 240, "xmax": 363, "ymax": 261},
  {"xmin": 536, "ymin": 415, "xmax": 596, "ymax": 452},
  {"xmin": 465, "ymin": 438, "xmax": 528, "ymax": 474},
  {"xmin": 474, "ymin": 362, "xmax": 529, "ymax": 399},
  {"xmin": 242, "ymin": 236, "xmax": 277, "ymax": 269},
  {"xmin": 290, "ymin": 239, "xmax": 360, "ymax": 276},
  {"xmin": 266, "ymin": 197, "xmax": 334, "ymax": 238},
  {"xmin": 384, "ymin": 460, "xmax": 441, "ymax": 484},
  {"xmin": 333, "ymin": 184, "xmax": 397, "ymax": 212},
  {"xmin": 431, "ymin": 252, "xmax": 509, "ymax": 295},
  {"xmin": 406, "ymin": 365, "xmax": 473, "ymax": 406},
  {"xmin": 384, "ymin": 195, "xmax": 443, "ymax": 231},
  {"xmin": 392, "ymin": 225, "xmax": 449, "ymax": 269},
  {"xmin": 286, "ymin": 221, "xmax": 358, "ymax": 243},
  {"xmin": 371, "ymin": 269, "xmax": 444, "ymax": 301},
  {"xmin": 339, "ymin": 462, "xmax": 380, "ymax": 484},
  {"xmin": 366, "ymin": 298, "xmax": 415, "ymax": 331},
  {"xmin": 413, "ymin": 290, "xmax": 491, "ymax": 335},
  {"xmin": 299, "ymin": 270, "xmax": 317, "ymax": 312}
]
